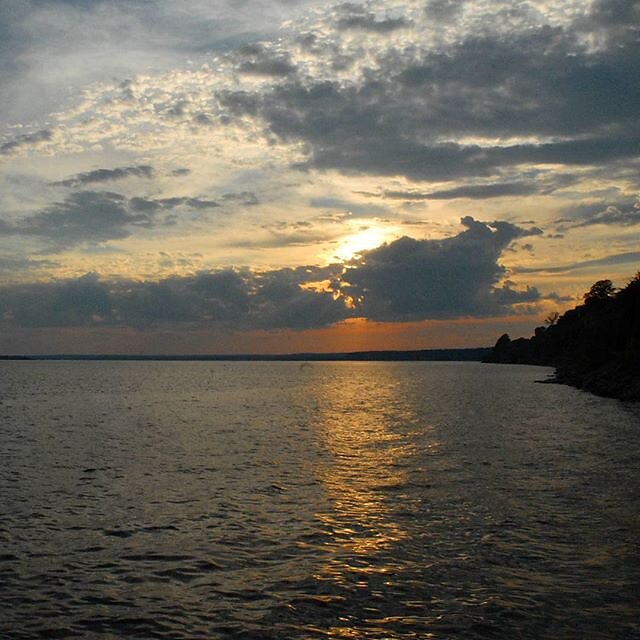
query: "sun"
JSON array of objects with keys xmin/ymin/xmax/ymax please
[{"xmin": 335, "ymin": 227, "xmax": 390, "ymax": 261}]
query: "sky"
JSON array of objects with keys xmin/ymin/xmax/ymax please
[{"xmin": 0, "ymin": 0, "xmax": 638, "ymax": 354}]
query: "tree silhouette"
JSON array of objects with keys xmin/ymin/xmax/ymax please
[
  {"xmin": 583, "ymin": 279, "xmax": 615, "ymax": 304},
  {"xmin": 545, "ymin": 311, "xmax": 559, "ymax": 326},
  {"xmin": 485, "ymin": 273, "xmax": 640, "ymax": 399}
]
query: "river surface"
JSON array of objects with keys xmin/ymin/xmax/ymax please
[{"xmin": 1, "ymin": 361, "xmax": 639, "ymax": 639}]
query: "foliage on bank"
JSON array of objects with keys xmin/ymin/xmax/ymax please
[{"xmin": 485, "ymin": 274, "xmax": 640, "ymax": 400}]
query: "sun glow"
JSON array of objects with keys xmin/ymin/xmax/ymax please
[{"xmin": 335, "ymin": 227, "xmax": 391, "ymax": 261}]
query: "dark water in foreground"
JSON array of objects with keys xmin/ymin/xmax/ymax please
[{"xmin": 1, "ymin": 361, "xmax": 639, "ymax": 639}]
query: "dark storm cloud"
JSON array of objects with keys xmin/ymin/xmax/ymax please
[
  {"xmin": 0, "ymin": 191, "xmax": 223, "ymax": 248},
  {"xmin": 249, "ymin": 266, "xmax": 348, "ymax": 329},
  {"xmin": 220, "ymin": 78, "xmax": 639, "ymax": 181},
  {"xmin": 51, "ymin": 165, "xmax": 154, "ymax": 188},
  {"xmin": 5, "ymin": 191, "xmax": 147, "ymax": 246},
  {"xmin": 339, "ymin": 217, "xmax": 544, "ymax": 321},
  {"xmin": 192, "ymin": 269, "xmax": 252, "ymax": 321},
  {"xmin": 0, "ymin": 266, "xmax": 348, "ymax": 330},
  {"xmin": 0, "ymin": 218, "xmax": 547, "ymax": 330},
  {"xmin": 0, "ymin": 129, "xmax": 53, "ymax": 154},
  {"xmin": 0, "ymin": 272, "xmax": 113, "ymax": 328},
  {"xmin": 218, "ymin": 1, "xmax": 640, "ymax": 181}
]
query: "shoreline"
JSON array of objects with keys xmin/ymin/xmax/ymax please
[{"xmin": 0, "ymin": 347, "xmax": 490, "ymax": 362}]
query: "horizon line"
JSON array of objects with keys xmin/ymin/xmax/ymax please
[{"xmin": 0, "ymin": 346, "xmax": 491, "ymax": 362}]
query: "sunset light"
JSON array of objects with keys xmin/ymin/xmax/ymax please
[
  {"xmin": 334, "ymin": 226, "xmax": 392, "ymax": 262},
  {"xmin": 1, "ymin": 1, "xmax": 639, "ymax": 638}
]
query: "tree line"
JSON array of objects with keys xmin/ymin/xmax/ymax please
[{"xmin": 485, "ymin": 272, "xmax": 640, "ymax": 400}]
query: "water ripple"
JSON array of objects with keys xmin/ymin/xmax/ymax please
[{"xmin": 0, "ymin": 361, "xmax": 639, "ymax": 639}]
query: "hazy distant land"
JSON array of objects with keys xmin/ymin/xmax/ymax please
[{"xmin": 0, "ymin": 347, "xmax": 490, "ymax": 362}]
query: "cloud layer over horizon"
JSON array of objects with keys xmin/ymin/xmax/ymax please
[
  {"xmin": 0, "ymin": 218, "xmax": 548, "ymax": 331},
  {"xmin": 0, "ymin": 0, "xmax": 638, "ymax": 350}
]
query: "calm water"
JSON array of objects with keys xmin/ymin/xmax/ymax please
[{"xmin": 1, "ymin": 361, "xmax": 639, "ymax": 639}]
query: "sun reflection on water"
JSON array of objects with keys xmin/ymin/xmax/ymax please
[{"xmin": 307, "ymin": 365, "xmax": 421, "ymax": 576}]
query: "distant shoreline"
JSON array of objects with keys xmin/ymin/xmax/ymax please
[{"xmin": 0, "ymin": 348, "xmax": 490, "ymax": 362}]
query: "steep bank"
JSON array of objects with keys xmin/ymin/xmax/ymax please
[{"xmin": 484, "ymin": 274, "xmax": 640, "ymax": 400}]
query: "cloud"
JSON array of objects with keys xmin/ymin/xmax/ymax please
[
  {"xmin": 0, "ymin": 129, "xmax": 53, "ymax": 154},
  {"xmin": 425, "ymin": 0, "xmax": 467, "ymax": 21},
  {"xmin": 563, "ymin": 200, "xmax": 640, "ymax": 228},
  {"xmin": 573, "ymin": 202, "xmax": 640, "ymax": 228},
  {"xmin": 334, "ymin": 4, "xmax": 411, "ymax": 33},
  {"xmin": 0, "ymin": 190, "xmax": 223, "ymax": 248},
  {"xmin": 225, "ymin": 79, "xmax": 635, "ymax": 181},
  {"xmin": 236, "ymin": 45, "xmax": 297, "ymax": 77},
  {"xmin": 249, "ymin": 266, "xmax": 348, "ymax": 329},
  {"xmin": 137, "ymin": 197, "xmax": 220, "ymax": 211},
  {"xmin": 339, "ymin": 217, "xmax": 544, "ymax": 321},
  {"xmin": 0, "ymin": 0, "xmax": 321, "ymax": 127},
  {"xmin": 0, "ymin": 219, "xmax": 546, "ymax": 330},
  {"xmin": 6, "ymin": 191, "xmax": 146, "ymax": 246},
  {"xmin": 0, "ymin": 272, "xmax": 113, "ymax": 328},
  {"xmin": 381, "ymin": 173, "xmax": 581, "ymax": 201},
  {"xmin": 5, "ymin": 0, "xmax": 640, "ymax": 187},
  {"xmin": 310, "ymin": 197, "xmax": 388, "ymax": 216},
  {"xmin": 383, "ymin": 182, "xmax": 540, "ymax": 200},
  {"xmin": 0, "ymin": 255, "xmax": 59, "ymax": 274},
  {"xmin": 227, "ymin": 221, "xmax": 341, "ymax": 249},
  {"xmin": 514, "ymin": 251, "xmax": 640, "ymax": 275},
  {"xmin": 216, "ymin": 0, "xmax": 640, "ymax": 182},
  {"xmin": 219, "ymin": 191, "xmax": 260, "ymax": 206},
  {"xmin": 191, "ymin": 269, "xmax": 252, "ymax": 321},
  {"xmin": 0, "ymin": 266, "xmax": 348, "ymax": 330},
  {"xmin": 51, "ymin": 165, "xmax": 153, "ymax": 188},
  {"xmin": 577, "ymin": 0, "xmax": 640, "ymax": 44},
  {"xmin": 1, "ymin": 0, "xmax": 637, "ymax": 333},
  {"xmin": 6, "ymin": 0, "xmax": 636, "ymax": 193}
]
